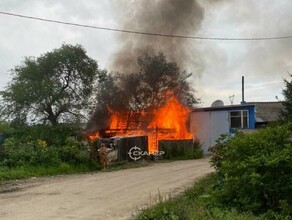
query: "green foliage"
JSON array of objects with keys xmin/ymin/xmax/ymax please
[
  {"xmin": 1, "ymin": 138, "xmax": 60, "ymax": 167},
  {"xmin": 160, "ymin": 140, "xmax": 203, "ymax": 160},
  {"xmin": 0, "ymin": 163, "xmax": 100, "ymax": 181},
  {"xmin": 210, "ymin": 125, "xmax": 292, "ymax": 216},
  {"xmin": 0, "ymin": 123, "xmax": 153, "ymax": 180},
  {"xmin": 57, "ymin": 138, "xmax": 90, "ymax": 165},
  {"xmin": 209, "ymin": 133, "xmax": 232, "ymax": 171},
  {"xmin": 0, "ymin": 121, "xmax": 10, "ymax": 144},
  {"xmin": 193, "ymin": 140, "xmax": 205, "ymax": 159},
  {"xmin": 282, "ymin": 74, "xmax": 292, "ymax": 120},
  {"xmin": 2, "ymin": 124, "xmax": 81, "ymax": 146},
  {"xmin": 0, "ymin": 124, "xmax": 99, "ymax": 179},
  {"xmin": 0, "ymin": 121, "xmax": 10, "ymax": 133},
  {"xmin": 0, "ymin": 44, "xmax": 103, "ymax": 125},
  {"xmin": 136, "ymin": 174, "xmax": 270, "ymax": 220}
]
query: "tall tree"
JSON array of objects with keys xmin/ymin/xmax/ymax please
[
  {"xmin": 119, "ymin": 52, "xmax": 198, "ymax": 110},
  {"xmin": 87, "ymin": 52, "xmax": 198, "ymax": 131},
  {"xmin": 0, "ymin": 44, "xmax": 102, "ymax": 125},
  {"xmin": 282, "ymin": 74, "xmax": 292, "ymax": 120}
]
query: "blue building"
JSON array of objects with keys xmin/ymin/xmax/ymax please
[{"xmin": 190, "ymin": 101, "xmax": 283, "ymax": 153}]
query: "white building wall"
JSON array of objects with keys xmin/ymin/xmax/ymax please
[{"xmin": 190, "ymin": 111, "xmax": 229, "ymax": 154}]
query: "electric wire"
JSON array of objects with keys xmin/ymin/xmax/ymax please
[{"xmin": 1, "ymin": 11, "xmax": 292, "ymax": 41}]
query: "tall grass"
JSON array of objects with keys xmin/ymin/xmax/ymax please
[
  {"xmin": 0, "ymin": 162, "xmax": 100, "ymax": 181},
  {"xmin": 135, "ymin": 174, "xmax": 286, "ymax": 220}
]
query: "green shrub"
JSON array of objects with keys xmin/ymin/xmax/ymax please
[
  {"xmin": 136, "ymin": 174, "xmax": 268, "ymax": 220},
  {"xmin": 0, "ymin": 124, "xmax": 102, "ymax": 180},
  {"xmin": 2, "ymin": 124, "xmax": 82, "ymax": 146},
  {"xmin": 210, "ymin": 125, "xmax": 292, "ymax": 215},
  {"xmin": 193, "ymin": 140, "xmax": 204, "ymax": 159},
  {"xmin": 160, "ymin": 140, "xmax": 203, "ymax": 160},
  {"xmin": 57, "ymin": 138, "xmax": 90, "ymax": 164},
  {"xmin": 209, "ymin": 133, "xmax": 232, "ymax": 171},
  {"xmin": 1, "ymin": 138, "xmax": 60, "ymax": 167},
  {"xmin": 0, "ymin": 124, "xmax": 95, "ymax": 167},
  {"xmin": 0, "ymin": 163, "xmax": 101, "ymax": 181}
]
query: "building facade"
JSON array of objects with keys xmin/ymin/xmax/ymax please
[{"xmin": 190, "ymin": 102, "xmax": 283, "ymax": 153}]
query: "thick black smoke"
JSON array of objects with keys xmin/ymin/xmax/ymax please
[{"xmin": 110, "ymin": 0, "xmax": 205, "ymax": 73}]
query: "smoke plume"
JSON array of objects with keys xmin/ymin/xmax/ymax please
[{"xmin": 111, "ymin": 0, "xmax": 205, "ymax": 73}]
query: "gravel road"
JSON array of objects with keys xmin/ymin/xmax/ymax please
[{"xmin": 0, "ymin": 158, "xmax": 213, "ymax": 220}]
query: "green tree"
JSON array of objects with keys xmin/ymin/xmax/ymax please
[
  {"xmin": 0, "ymin": 44, "xmax": 103, "ymax": 125},
  {"xmin": 282, "ymin": 74, "xmax": 292, "ymax": 120}
]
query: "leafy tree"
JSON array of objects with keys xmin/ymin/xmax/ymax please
[
  {"xmin": 0, "ymin": 44, "xmax": 103, "ymax": 125},
  {"xmin": 87, "ymin": 52, "xmax": 197, "ymax": 131},
  {"xmin": 282, "ymin": 74, "xmax": 292, "ymax": 120},
  {"xmin": 122, "ymin": 53, "xmax": 197, "ymax": 110},
  {"xmin": 95, "ymin": 52, "xmax": 197, "ymax": 112}
]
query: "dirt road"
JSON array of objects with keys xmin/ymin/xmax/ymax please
[{"xmin": 0, "ymin": 158, "xmax": 213, "ymax": 220}]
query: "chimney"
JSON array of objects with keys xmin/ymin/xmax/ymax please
[{"xmin": 241, "ymin": 76, "xmax": 246, "ymax": 105}]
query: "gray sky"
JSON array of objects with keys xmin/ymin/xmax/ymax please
[{"xmin": 0, "ymin": 0, "xmax": 291, "ymax": 107}]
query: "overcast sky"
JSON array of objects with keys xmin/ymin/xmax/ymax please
[{"xmin": 0, "ymin": 0, "xmax": 291, "ymax": 107}]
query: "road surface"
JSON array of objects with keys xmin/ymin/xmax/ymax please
[{"xmin": 0, "ymin": 158, "xmax": 213, "ymax": 220}]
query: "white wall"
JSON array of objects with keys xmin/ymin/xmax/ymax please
[{"xmin": 190, "ymin": 111, "xmax": 229, "ymax": 154}]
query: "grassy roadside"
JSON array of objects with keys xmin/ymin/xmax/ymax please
[
  {"xmin": 0, "ymin": 160, "xmax": 152, "ymax": 181},
  {"xmin": 136, "ymin": 174, "xmax": 275, "ymax": 220},
  {"xmin": 105, "ymin": 160, "xmax": 151, "ymax": 172},
  {"xmin": 0, "ymin": 157, "xmax": 201, "ymax": 181},
  {"xmin": 137, "ymin": 125, "xmax": 292, "ymax": 219},
  {"xmin": 0, "ymin": 163, "xmax": 100, "ymax": 181}
]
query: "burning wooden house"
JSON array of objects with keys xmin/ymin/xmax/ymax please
[{"xmin": 86, "ymin": 95, "xmax": 193, "ymax": 160}]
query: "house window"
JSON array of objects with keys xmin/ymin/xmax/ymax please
[{"xmin": 229, "ymin": 110, "xmax": 248, "ymax": 129}]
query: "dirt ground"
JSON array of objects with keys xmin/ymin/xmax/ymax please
[{"xmin": 0, "ymin": 158, "xmax": 213, "ymax": 220}]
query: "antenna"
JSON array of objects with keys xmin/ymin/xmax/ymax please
[
  {"xmin": 229, "ymin": 94, "xmax": 235, "ymax": 105},
  {"xmin": 275, "ymin": 96, "xmax": 279, "ymax": 101}
]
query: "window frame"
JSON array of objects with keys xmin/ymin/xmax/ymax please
[{"xmin": 229, "ymin": 110, "xmax": 249, "ymax": 129}]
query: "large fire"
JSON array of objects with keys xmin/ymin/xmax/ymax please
[{"xmin": 88, "ymin": 95, "xmax": 192, "ymax": 153}]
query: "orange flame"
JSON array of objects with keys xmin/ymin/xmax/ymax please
[
  {"xmin": 147, "ymin": 96, "xmax": 192, "ymax": 152},
  {"xmin": 88, "ymin": 132, "xmax": 100, "ymax": 141},
  {"xmin": 88, "ymin": 95, "xmax": 192, "ymax": 153}
]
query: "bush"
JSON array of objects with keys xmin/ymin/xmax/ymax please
[
  {"xmin": 0, "ymin": 124, "xmax": 102, "ymax": 180},
  {"xmin": 160, "ymin": 140, "xmax": 203, "ymax": 160},
  {"xmin": 193, "ymin": 140, "xmax": 204, "ymax": 159},
  {"xmin": 209, "ymin": 125, "xmax": 292, "ymax": 215},
  {"xmin": 0, "ymin": 124, "xmax": 95, "ymax": 166},
  {"xmin": 1, "ymin": 138, "xmax": 60, "ymax": 167},
  {"xmin": 209, "ymin": 133, "xmax": 232, "ymax": 171},
  {"xmin": 136, "ymin": 174, "xmax": 268, "ymax": 220},
  {"xmin": 2, "ymin": 124, "xmax": 82, "ymax": 146},
  {"xmin": 57, "ymin": 138, "xmax": 90, "ymax": 164}
]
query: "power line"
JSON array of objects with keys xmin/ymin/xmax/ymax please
[{"xmin": 1, "ymin": 11, "xmax": 292, "ymax": 41}]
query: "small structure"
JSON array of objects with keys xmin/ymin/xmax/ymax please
[
  {"xmin": 190, "ymin": 101, "xmax": 283, "ymax": 153},
  {"xmin": 116, "ymin": 136, "xmax": 148, "ymax": 161}
]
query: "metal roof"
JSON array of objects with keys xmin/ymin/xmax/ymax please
[
  {"xmin": 191, "ymin": 103, "xmax": 254, "ymax": 112},
  {"xmin": 250, "ymin": 102, "xmax": 283, "ymax": 122},
  {"xmin": 191, "ymin": 102, "xmax": 283, "ymax": 123}
]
